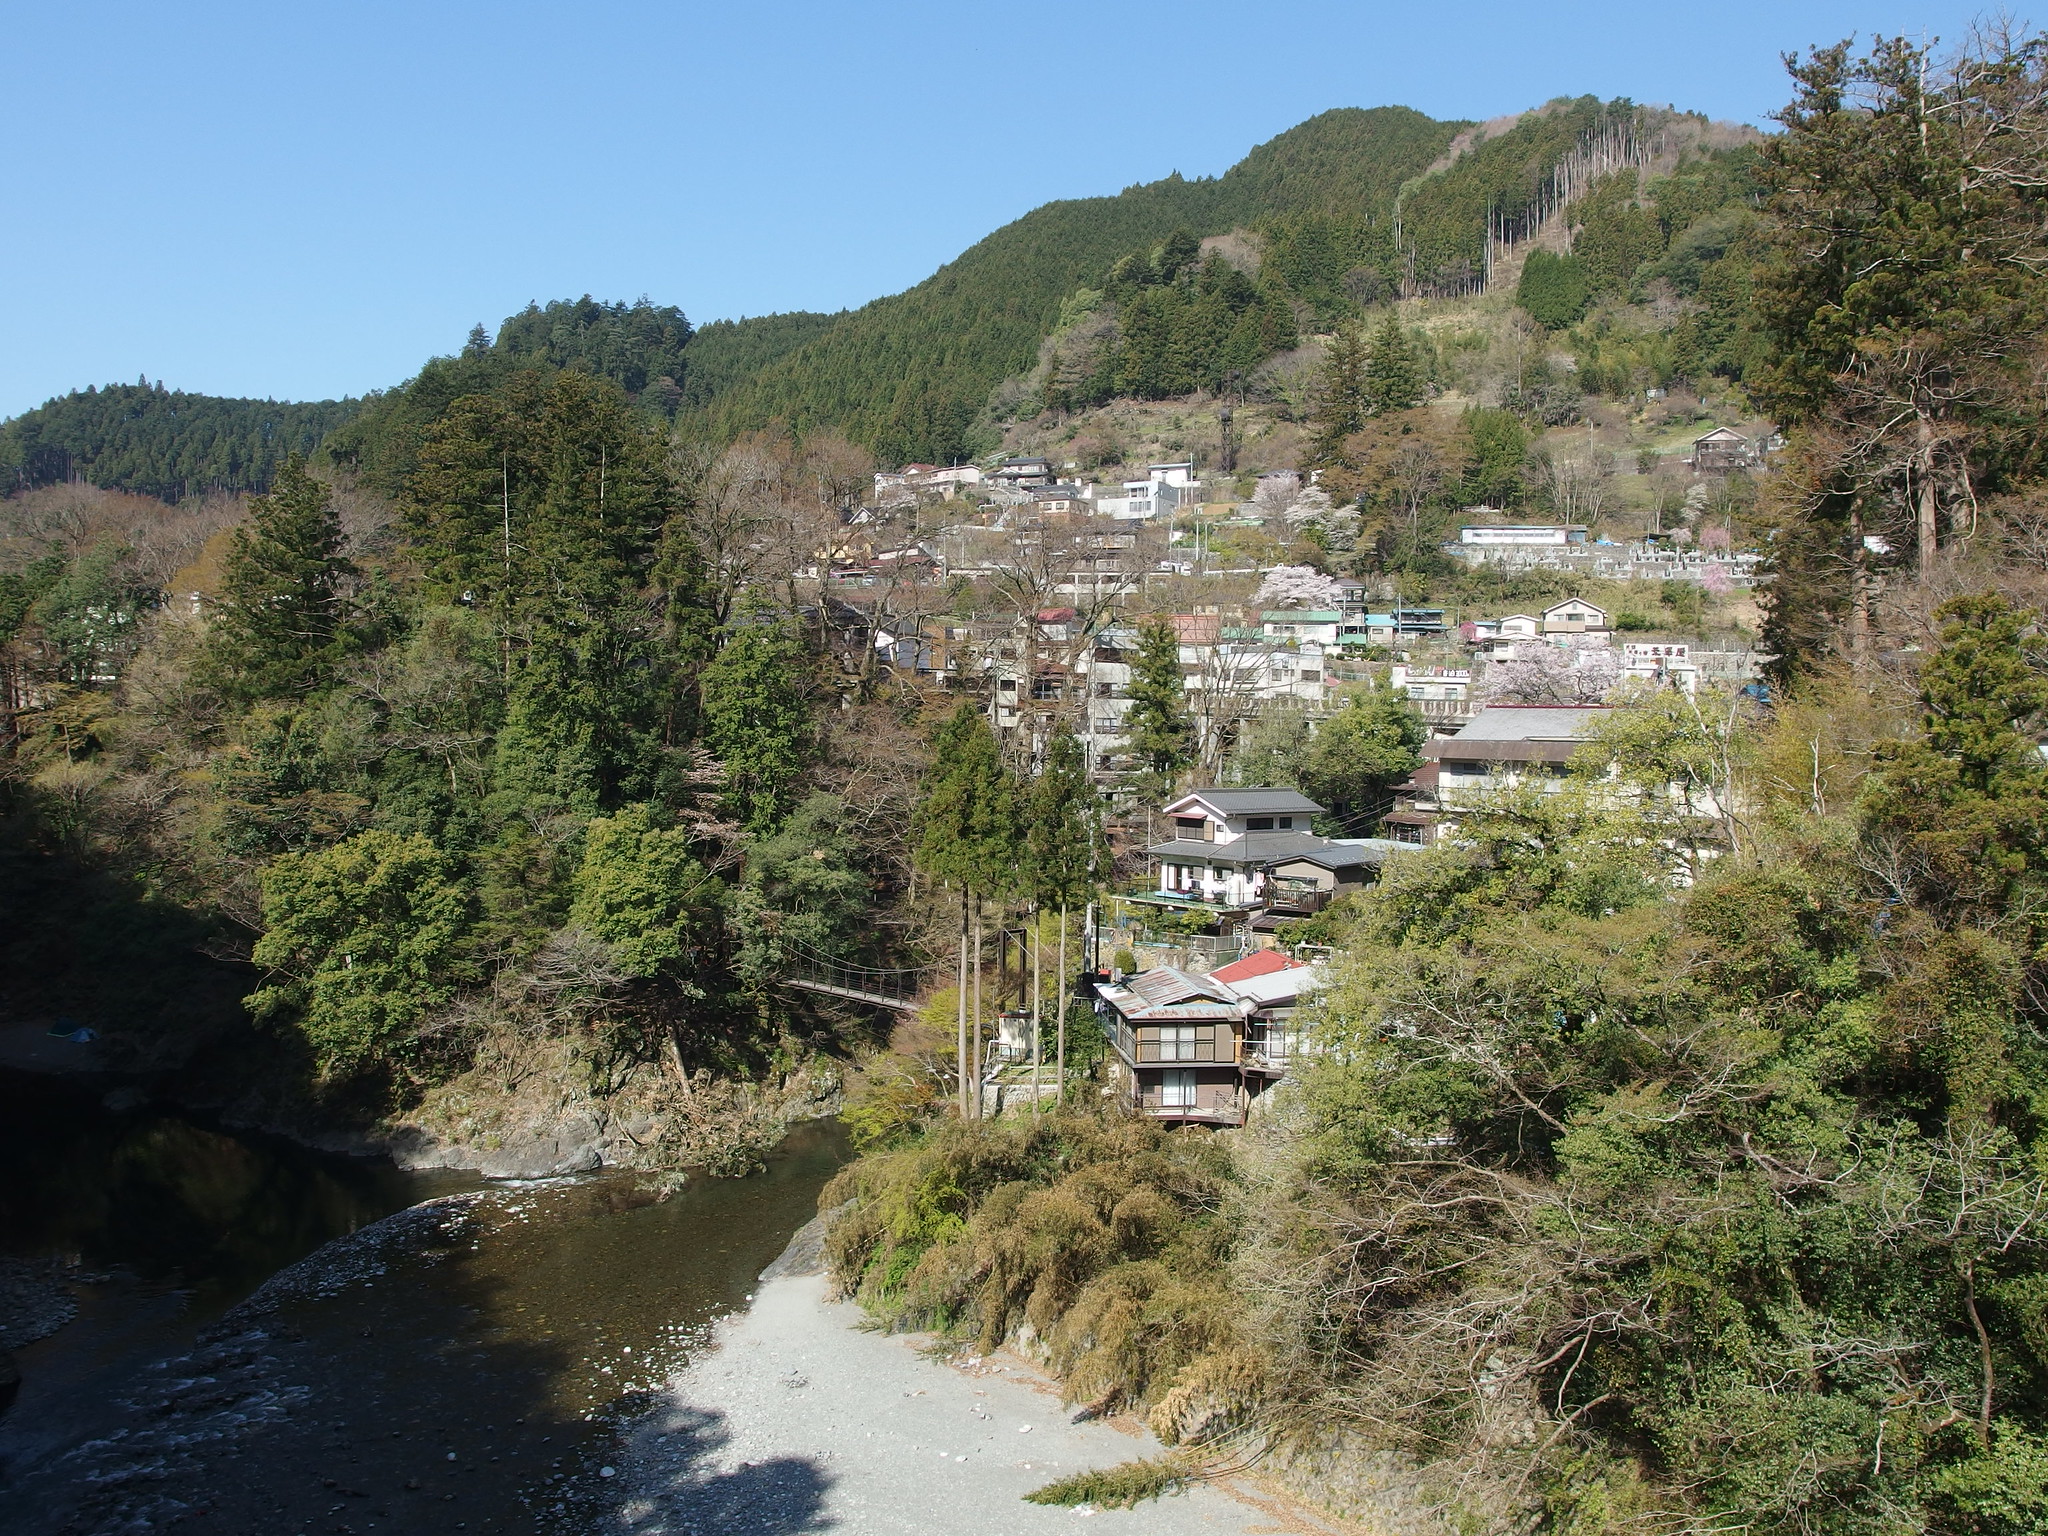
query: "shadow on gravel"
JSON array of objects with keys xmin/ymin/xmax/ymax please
[{"xmin": 618, "ymin": 1404, "xmax": 831, "ymax": 1535}]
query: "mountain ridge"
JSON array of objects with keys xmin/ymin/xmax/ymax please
[{"xmin": 1, "ymin": 99, "xmax": 1759, "ymax": 495}]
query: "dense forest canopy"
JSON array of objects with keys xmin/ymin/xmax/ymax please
[
  {"xmin": 0, "ymin": 383, "xmax": 361, "ymax": 500},
  {"xmin": 695, "ymin": 107, "xmax": 1464, "ymax": 464}
]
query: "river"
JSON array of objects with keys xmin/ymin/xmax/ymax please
[{"xmin": 0, "ymin": 1069, "xmax": 850, "ymax": 1536}]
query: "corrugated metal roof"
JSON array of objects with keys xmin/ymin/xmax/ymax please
[
  {"xmin": 1455, "ymin": 705, "xmax": 1610, "ymax": 742},
  {"xmin": 1210, "ymin": 950, "xmax": 1304, "ymax": 984},
  {"xmin": 1127, "ymin": 966, "xmax": 1234, "ymax": 1006}
]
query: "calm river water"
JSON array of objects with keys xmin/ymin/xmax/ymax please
[{"xmin": 0, "ymin": 1070, "xmax": 850, "ymax": 1535}]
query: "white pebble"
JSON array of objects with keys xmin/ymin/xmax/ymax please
[{"xmin": 599, "ymin": 1466, "xmax": 617, "ymax": 1479}]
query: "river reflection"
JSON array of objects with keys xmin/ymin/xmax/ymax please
[
  {"xmin": 0, "ymin": 1071, "xmax": 851, "ymax": 1536},
  {"xmin": 0, "ymin": 1071, "xmax": 469, "ymax": 1306}
]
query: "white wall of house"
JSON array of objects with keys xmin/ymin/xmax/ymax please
[{"xmin": 1156, "ymin": 859, "xmax": 1266, "ymax": 907}]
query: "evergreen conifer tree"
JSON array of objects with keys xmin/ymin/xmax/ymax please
[
  {"xmin": 204, "ymin": 453, "xmax": 354, "ymax": 700},
  {"xmin": 1308, "ymin": 325, "xmax": 1371, "ymax": 464},
  {"xmin": 699, "ymin": 621, "xmax": 814, "ymax": 834},
  {"xmin": 1026, "ymin": 728, "xmax": 1100, "ymax": 1105},
  {"xmin": 1363, "ymin": 315, "xmax": 1423, "ymax": 414},
  {"xmin": 914, "ymin": 703, "xmax": 1021, "ymax": 1114},
  {"xmin": 1123, "ymin": 620, "xmax": 1194, "ymax": 784}
]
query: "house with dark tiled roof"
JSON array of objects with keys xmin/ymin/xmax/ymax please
[{"xmin": 1137, "ymin": 787, "xmax": 1416, "ymax": 922}]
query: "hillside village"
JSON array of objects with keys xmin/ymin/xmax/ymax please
[
  {"xmin": 821, "ymin": 421, "xmax": 1767, "ymax": 763},
  {"xmin": 14, "ymin": 42, "xmax": 2048, "ymax": 1535}
]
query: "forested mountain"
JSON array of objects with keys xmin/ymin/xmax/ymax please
[
  {"xmin": 695, "ymin": 107, "xmax": 1464, "ymax": 464},
  {"xmin": 326, "ymin": 297, "xmax": 697, "ymax": 496},
  {"xmin": 2, "ymin": 100, "xmax": 1761, "ymax": 491},
  {"xmin": 0, "ymin": 383, "xmax": 361, "ymax": 500},
  {"xmin": 0, "ymin": 298, "xmax": 836, "ymax": 505}
]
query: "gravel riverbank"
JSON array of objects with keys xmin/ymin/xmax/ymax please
[{"xmin": 607, "ymin": 1219, "xmax": 1351, "ymax": 1536}]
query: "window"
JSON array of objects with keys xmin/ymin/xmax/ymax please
[
  {"xmin": 1246, "ymin": 817, "xmax": 1273, "ymax": 831},
  {"xmin": 1174, "ymin": 816, "xmax": 1207, "ymax": 837},
  {"xmin": 1276, "ymin": 816, "xmax": 1294, "ymax": 829},
  {"xmin": 1159, "ymin": 1028, "xmax": 1199, "ymax": 1062},
  {"xmin": 997, "ymin": 678, "xmax": 1017, "ymax": 692},
  {"xmin": 1160, "ymin": 1069, "xmax": 1196, "ymax": 1106},
  {"xmin": 1300, "ymin": 670, "xmax": 1322, "ymax": 683}
]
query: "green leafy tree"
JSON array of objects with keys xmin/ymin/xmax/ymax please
[
  {"xmin": 1572, "ymin": 171, "xmax": 1662, "ymax": 294},
  {"xmin": 1750, "ymin": 32, "xmax": 2048, "ymax": 677},
  {"xmin": 1297, "ymin": 687, "xmax": 1426, "ymax": 835},
  {"xmin": 1026, "ymin": 728, "xmax": 1100, "ymax": 914},
  {"xmin": 0, "ymin": 555, "xmax": 64, "ymax": 727},
  {"xmin": 402, "ymin": 369, "xmax": 671, "ymax": 623},
  {"xmin": 1123, "ymin": 620, "xmax": 1194, "ymax": 783},
  {"xmin": 29, "ymin": 544, "xmax": 145, "ymax": 686},
  {"xmin": 1458, "ymin": 407, "xmax": 1528, "ymax": 509},
  {"xmin": 490, "ymin": 610, "xmax": 671, "ymax": 817},
  {"xmin": 1229, "ymin": 704, "xmax": 1311, "ymax": 788},
  {"xmin": 568, "ymin": 804, "xmax": 720, "ymax": 983},
  {"xmin": 699, "ymin": 621, "xmax": 815, "ymax": 834},
  {"xmin": 730, "ymin": 791, "xmax": 872, "ymax": 1005},
  {"xmin": 204, "ymin": 453, "xmax": 354, "ymax": 700},
  {"xmin": 0, "ymin": 382, "xmax": 357, "ymax": 500},
  {"xmin": 1026, "ymin": 728, "xmax": 1100, "ymax": 1103},
  {"xmin": 249, "ymin": 829, "xmax": 477, "ymax": 1078},
  {"xmin": 1862, "ymin": 594, "xmax": 2048, "ymax": 921}
]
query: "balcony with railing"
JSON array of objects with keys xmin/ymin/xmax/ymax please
[
  {"xmin": 1242, "ymin": 1023, "xmax": 1301, "ymax": 1076},
  {"xmin": 1136, "ymin": 1079, "xmax": 1247, "ymax": 1126}
]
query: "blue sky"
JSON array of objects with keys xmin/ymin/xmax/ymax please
[{"xmin": 0, "ymin": 0, "xmax": 2006, "ymax": 417}]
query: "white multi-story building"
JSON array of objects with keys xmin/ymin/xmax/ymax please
[
  {"xmin": 1100, "ymin": 462, "xmax": 1204, "ymax": 521},
  {"xmin": 1622, "ymin": 642, "xmax": 1701, "ymax": 693},
  {"xmin": 1390, "ymin": 663, "xmax": 1476, "ymax": 728}
]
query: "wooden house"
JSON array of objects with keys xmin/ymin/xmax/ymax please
[
  {"xmin": 1541, "ymin": 598, "xmax": 1609, "ymax": 635},
  {"xmin": 1094, "ymin": 952, "xmax": 1320, "ymax": 1125},
  {"xmin": 1688, "ymin": 428, "xmax": 1756, "ymax": 473}
]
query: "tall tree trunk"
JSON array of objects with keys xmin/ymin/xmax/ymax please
[
  {"xmin": 1848, "ymin": 506, "xmax": 1871, "ymax": 663},
  {"xmin": 1056, "ymin": 905, "xmax": 1069, "ymax": 1108},
  {"xmin": 1030, "ymin": 904, "xmax": 1043, "ymax": 1118},
  {"xmin": 1916, "ymin": 412, "xmax": 1939, "ymax": 583},
  {"xmin": 956, "ymin": 888, "xmax": 970, "ymax": 1117},
  {"xmin": 1965, "ymin": 1258, "xmax": 1995, "ymax": 1449},
  {"xmin": 972, "ymin": 909, "xmax": 984, "ymax": 1119}
]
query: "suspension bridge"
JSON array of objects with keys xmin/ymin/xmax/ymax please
[{"xmin": 775, "ymin": 941, "xmax": 940, "ymax": 1014}]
